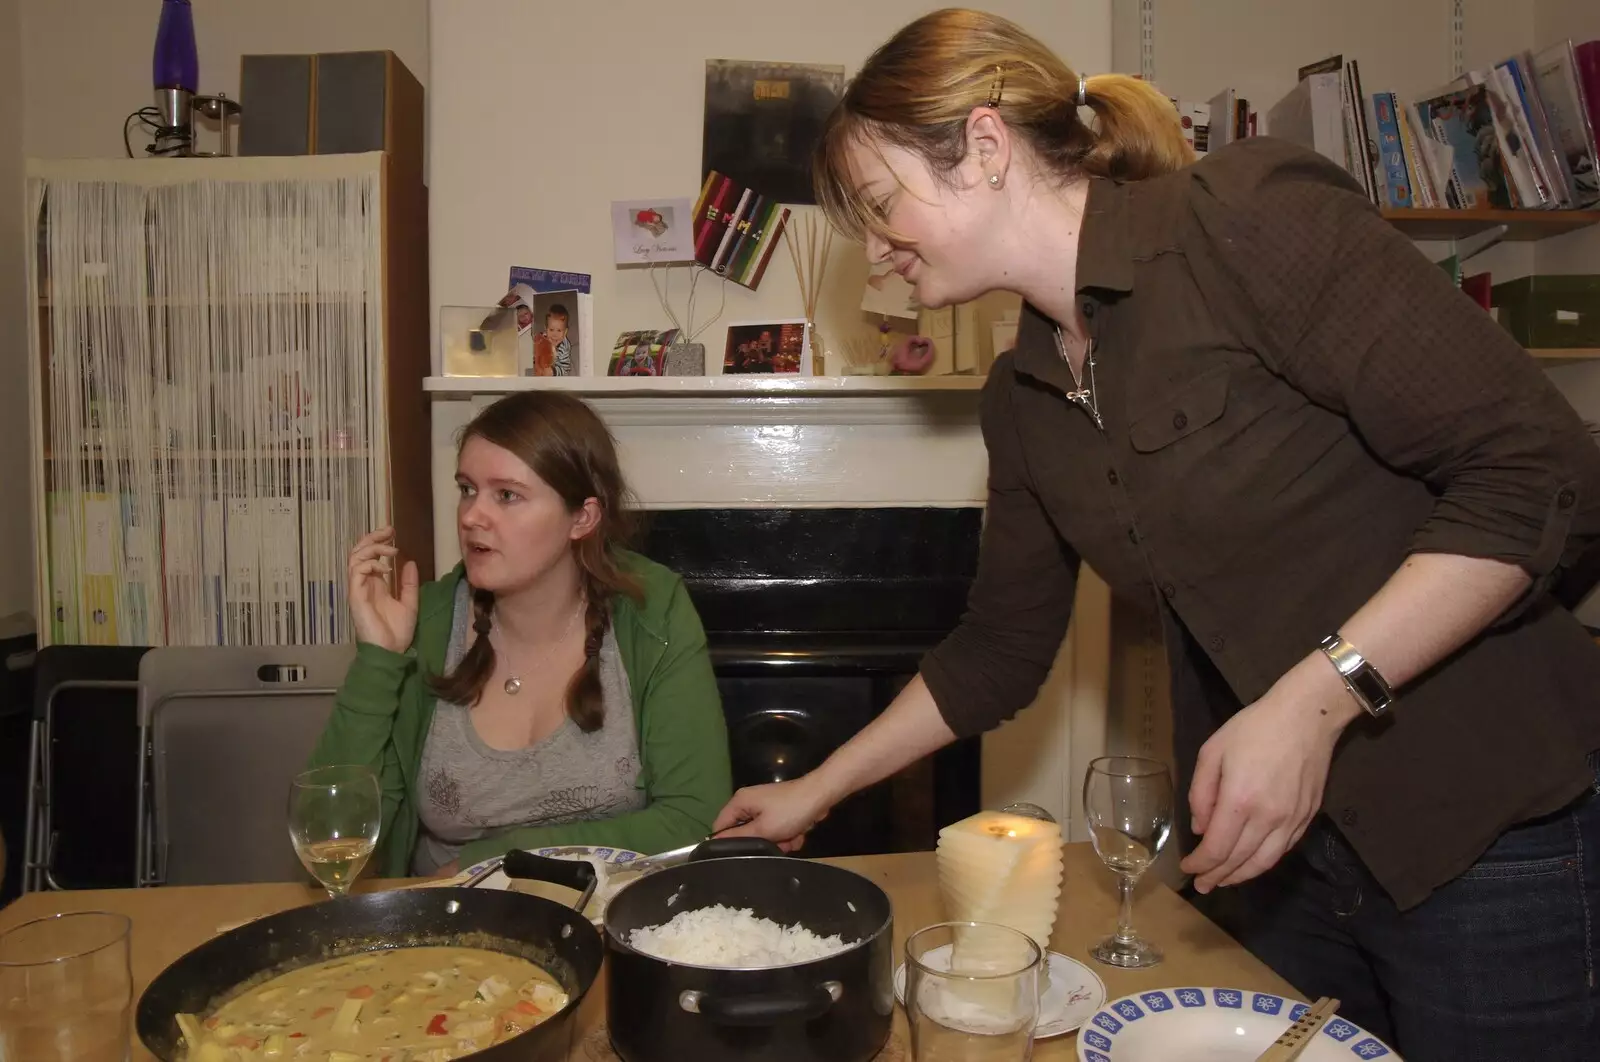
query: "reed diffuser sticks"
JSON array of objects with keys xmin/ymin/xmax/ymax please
[{"xmin": 785, "ymin": 211, "xmax": 834, "ymax": 371}]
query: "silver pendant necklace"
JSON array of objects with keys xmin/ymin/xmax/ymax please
[
  {"xmin": 494, "ymin": 603, "xmax": 583, "ymax": 695},
  {"xmin": 1054, "ymin": 326, "xmax": 1104, "ymax": 430}
]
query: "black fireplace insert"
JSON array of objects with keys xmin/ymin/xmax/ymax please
[{"xmin": 636, "ymin": 506, "xmax": 984, "ymax": 858}]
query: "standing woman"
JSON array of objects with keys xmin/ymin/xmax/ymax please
[
  {"xmin": 309, "ymin": 391, "xmax": 731, "ymax": 877},
  {"xmin": 714, "ymin": 9, "xmax": 1600, "ymax": 1059}
]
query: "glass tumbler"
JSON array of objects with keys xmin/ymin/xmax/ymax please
[{"xmin": 0, "ymin": 911, "xmax": 133, "ymax": 1062}]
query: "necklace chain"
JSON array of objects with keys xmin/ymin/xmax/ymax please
[
  {"xmin": 492, "ymin": 603, "xmax": 583, "ymax": 696},
  {"xmin": 1054, "ymin": 326, "xmax": 1104, "ymax": 431}
]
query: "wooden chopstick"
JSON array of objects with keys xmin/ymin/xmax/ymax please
[{"xmin": 1254, "ymin": 997, "xmax": 1341, "ymax": 1062}]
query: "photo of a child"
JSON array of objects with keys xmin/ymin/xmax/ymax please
[
  {"xmin": 524, "ymin": 292, "xmax": 579, "ymax": 377},
  {"xmin": 607, "ymin": 328, "xmax": 680, "ymax": 377}
]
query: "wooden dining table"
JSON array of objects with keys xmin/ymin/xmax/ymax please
[{"xmin": 0, "ymin": 843, "xmax": 1296, "ymax": 1060}]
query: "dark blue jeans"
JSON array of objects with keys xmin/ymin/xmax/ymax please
[{"xmin": 1191, "ymin": 758, "xmax": 1600, "ymax": 1062}]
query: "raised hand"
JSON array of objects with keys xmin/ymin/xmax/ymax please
[{"xmin": 347, "ymin": 526, "xmax": 419, "ymax": 653}]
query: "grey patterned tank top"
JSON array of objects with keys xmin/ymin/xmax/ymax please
[{"xmin": 412, "ymin": 580, "xmax": 645, "ymax": 874}]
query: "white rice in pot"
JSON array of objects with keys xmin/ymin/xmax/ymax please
[{"xmin": 628, "ymin": 904, "xmax": 855, "ymax": 967}]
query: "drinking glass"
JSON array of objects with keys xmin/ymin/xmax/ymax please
[
  {"xmin": 1083, "ymin": 755, "xmax": 1174, "ymax": 969},
  {"xmin": 0, "ymin": 911, "xmax": 132, "ymax": 1062},
  {"xmin": 288, "ymin": 764, "xmax": 381, "ymax": 898},
  {"xmin": 905, "ymin": 921, "xmax": 1041, "ymax": 1062}
]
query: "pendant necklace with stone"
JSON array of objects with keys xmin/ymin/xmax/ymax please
[
  {"xmin": 494, "ymin": 602, "xmax": 583, "ymax": 696},
  {"xmin": 1054, "ymin": 325, "xmax": 1104, "ymax": 431}
]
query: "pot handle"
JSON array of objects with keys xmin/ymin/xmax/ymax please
[
  {"xmin": 501, "ymin": 850, "xmax": 599, "ymax": 913},
  {"xmin": 688, "ymin": 837, "xmax": 785, "ymax": 862},
  {"xmin": 680, "ymin": 981, "xmax": 843, "ymax": 1026}
]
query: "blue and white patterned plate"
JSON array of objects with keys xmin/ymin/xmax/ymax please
[
  {"xmin": 1075, "ymin": 988, "xmax": 1401, "ymax": 1062},
  {"xmin": 453, "ymin": 845, "xmax": 649, "ymax": 924}
]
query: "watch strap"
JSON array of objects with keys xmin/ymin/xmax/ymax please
[{"xmin": 1318, "ymin": 632, "xmax": 1395, "ymax": 718}]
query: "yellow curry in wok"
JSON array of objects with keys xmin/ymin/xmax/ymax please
[{"xmin": 177, "ymin": 945, "xmax": 568, "ymax": 1061}]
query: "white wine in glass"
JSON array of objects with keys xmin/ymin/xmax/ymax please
[
  {"xmin": 1083, "ymin": 755, "xmax": 1174, "ymax": 969},
  {"xmin": 289, "ymin": 765, "xmax": 381, "ymax": 898}
]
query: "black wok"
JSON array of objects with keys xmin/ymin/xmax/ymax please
[{"xmin": 136, "ymin": 853, "xmax": 602, "ymax": 1062}]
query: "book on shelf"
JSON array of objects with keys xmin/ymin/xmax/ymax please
[
  {"xmin": 1248, "ymin": 37, "xmax": 1600, "ymax": 212},
  {"xmin": 1534, "ymin": 41, "xmax": 1600, "ymax": 207}
]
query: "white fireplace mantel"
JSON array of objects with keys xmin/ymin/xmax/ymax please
[
  {"xmin": 423, "ymin": 374, "xmax": 986, "ymax": 427},
  {"xmin": 427, "ymin": 377, "xmax": 991, "ymax": 577}
]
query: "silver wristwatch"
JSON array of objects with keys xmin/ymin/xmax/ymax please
[{"xmin": 1318, "ymin": 633, "xmax": 1395, "ymax": 718}]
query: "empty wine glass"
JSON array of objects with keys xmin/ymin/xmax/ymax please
[
  {"xmin": 288, "ymin": 764, "xmax": 381, "ymax": 899},
  {"xmin": 1083, "ymin": 755, "xmax": 1174, "ymax": 969}
]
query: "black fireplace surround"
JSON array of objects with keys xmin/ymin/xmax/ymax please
[{"xmin": 635, "ymin": 506, "xmax": 984, "ymax": 858}]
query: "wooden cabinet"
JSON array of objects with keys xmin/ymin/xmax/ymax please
[{"xmin": 25, "ymin": 153, "xmax": 430, "ymax": 647}]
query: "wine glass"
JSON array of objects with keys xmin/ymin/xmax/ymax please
[
  {"xmin": 288, "ymin": 765, "xmax": 381, "ymax": 898},
  {"xmin": 1083, "ymin": 755, "xmax": 1174, "ymax": 968}
]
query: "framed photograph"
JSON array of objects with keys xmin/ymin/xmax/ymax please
[
  {"xmin": 611, "ymin": 199, "xmax": 696, "ymax": 266},
  {"xmin": 608, "ymin": 328, "xmax": 681, "ymax": 377},
  {"xmin": 702, "ymin": 59, "xmax": 845, "ymax": 205},
  {"xmin": 723, "ymin": 319, "xmax": 810, "ymax": 375},
  {"xmin": 521, "ymin": 290, "xmax": 582, "ymax": 377}
]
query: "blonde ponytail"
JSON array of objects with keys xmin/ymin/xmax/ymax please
[
  {"xmin": 815, "ymin": 8, "xmax": 1195, "ymax": 242},
  {"xmin": 1079, "ymin": 73, "xmax": 1195, "ymax": 181}
]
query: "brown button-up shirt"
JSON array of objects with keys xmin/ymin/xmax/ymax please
[{"xmin": 920, "ymin": 136, "xmax": 1600, "ymax": 910}]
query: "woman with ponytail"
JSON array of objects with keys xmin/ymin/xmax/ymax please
[
  {"xmin": 718, "ymin": 9, "xmax": 1600, "ymax": 1057},
  {"xmin": 309, "ymin": 391, "xmax": 730, "ymax": 877}
]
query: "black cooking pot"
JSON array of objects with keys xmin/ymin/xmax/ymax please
[
  {"xmin": 603, "ymin": 839, "xmax": 894, "ymax": 1062},
  {"xmin": 136, "ymin": 853, "xmax": 603, "ymax": 1062}
]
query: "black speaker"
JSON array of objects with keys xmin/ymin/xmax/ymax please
[
  {"xmin": 313, "ymin": 50, "xmax": 424, "ymax": 170},
  {"xmin": 237, "ymin": 50, "xmax": 423, "ymax": 179},
  {"xmin": 237, "ymin": 54, "xmax": 315, "ymax": 157}
]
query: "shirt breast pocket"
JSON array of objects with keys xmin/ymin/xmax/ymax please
[{"xmin": 1128, "ymin": 368, "xmax": 1230, "ymax": 454}]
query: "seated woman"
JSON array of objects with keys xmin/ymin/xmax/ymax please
[{"xmin": 308, "ymin": 391, "xmax": 731, "ymax": 876}]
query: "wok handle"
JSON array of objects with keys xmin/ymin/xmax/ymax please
[
  {"xmin": 687, "ymin": 837, "xmax": 785, "ymax": 862},
  {"xmin": 501, "ymin": 850, "xmax": 599, "ymax": 913},
  {"xmin": 681, "ymin": 981, "xmax": 843, "ymax": 1026}
]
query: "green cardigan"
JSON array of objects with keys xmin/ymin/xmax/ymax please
[{"xmin": 307, "ymin": 550, "xmax": 732, "ymax": 876}]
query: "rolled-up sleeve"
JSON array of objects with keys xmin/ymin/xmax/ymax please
[
  {"xmin": 920, "ymin": 361, "xmax": 1081, "ymax": 737},
  {"xmin": 1190, "ymin": 140, "xmax": 1600, "ymax": 610}
]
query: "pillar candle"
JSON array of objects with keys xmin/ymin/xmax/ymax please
[{"xmin": 936, "ymin": 809, "xmax": 1064, "ymax": 990}]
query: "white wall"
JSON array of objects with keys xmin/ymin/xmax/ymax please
[
  {"xmin": 0, "ymin": 0, "xmax": 26, "ymax": 617},
  {"xmin": 1536, "ymin": 0, "xmax": 1600, "ymax": 49},
  {"xmin": 1115, "ymin": 0, "xmax": 1530, "ymax": 116},
  {"xmin": 427, "ymin": 0, "xmax": 1111, "ymax": 377},
  {"xmin": 19, "ymin": 0, "xmax": 429, "ymax": 159}
]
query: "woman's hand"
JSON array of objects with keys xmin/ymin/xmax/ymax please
[
  {"xmin": 348, "ymin": 526, "xmax": 419, "ymax": 654},
  {"xmin": 1181, "ymin": 653, "xmax": 1360, "ymax": 893},
  {"xmin": 712, "ymin": 776, "xmax": 834, "ymax": 853}
]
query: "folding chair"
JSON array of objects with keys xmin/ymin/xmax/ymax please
[
  {"xmin": 22, "ymin": 645, "xmax": 151, "ymax": 893},
  {"xmin": 134, "ymin": 644, "xmax": 356, "ymax": 887}
]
